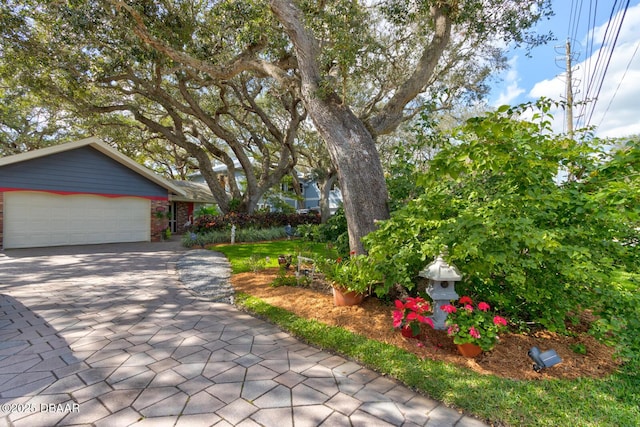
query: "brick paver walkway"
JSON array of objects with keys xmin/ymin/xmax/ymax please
[{"xmin": 0, "ymin": 242, "xmax": 488, "ymax": 426}]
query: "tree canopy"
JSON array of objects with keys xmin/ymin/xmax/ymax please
[{"xmin": 1, "ymin": 0, "xmax": 553, "ymax": 249}]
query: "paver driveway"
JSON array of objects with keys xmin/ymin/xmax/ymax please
[{"xmin": 0, "ymin": 241, "xmax": 487, "ymax": 426}]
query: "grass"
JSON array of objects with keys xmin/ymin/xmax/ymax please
[
  {"xmin": 211, "ymin": 239, "xmax": 337, "ymax": 274},
  {"xmin": 214, "ymin": 240, "xmax": 640, "ymax": 426}
]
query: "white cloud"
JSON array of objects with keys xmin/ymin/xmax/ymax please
[
  {"xmin": 492, "ymin": 56, "xmax": 526, "ymax": 107},
  {"xmin": 527, "ymin": 3, "xmax": 640, "ymax": 138}
]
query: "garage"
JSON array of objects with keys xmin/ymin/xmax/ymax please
[
  {"xmin": 0, "ymin": 137, "xmax": 187, "ymax": 250},
  {"xmin": 3, "ymin": 192, "xmax": 151, "ymax": 249}
]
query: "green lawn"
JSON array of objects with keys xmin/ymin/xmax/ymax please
[
  {"xmin": 213, "ymin": 241, "xmax": 640, "ymax": 426},
  {"xmin": 212, "ymin": 239, "xmax": 337, "ymax": 273}
]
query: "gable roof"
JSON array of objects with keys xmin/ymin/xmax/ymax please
[
  {"xmin": 169, "ymin": 180, "xmax": 217, "ymax": 203},
  {"xmin": 0, "ymin": 137, "xmax": 187, "ymax": 197}
]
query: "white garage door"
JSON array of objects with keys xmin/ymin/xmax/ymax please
[{"xmin": 4, "ymin": 192, "xmax": 151, "ymax": 249}]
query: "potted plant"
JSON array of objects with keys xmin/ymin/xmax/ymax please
[
  {"xmin": 393, "ymin": 296, "xmax": 435, "ymax": 338},
  {"xmin": 441, "ymin": 296, "xmax": 508, "ymax": 356},
  {"xmin": 316, "ymin": 253, "xmax": 374, "ymax": 306}
]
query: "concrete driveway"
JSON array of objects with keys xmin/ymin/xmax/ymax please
[{"xmin": 0, "ymin": 241, "xmax": 487, "ymax": 426}]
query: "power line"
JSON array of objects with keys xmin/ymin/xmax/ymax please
[
  {"xmin": 584, "ymin": 0, "xmax": 630, "ymax": 127},
  {"xmin": 597, "ymin": 39, "xmax": 640, "ymax": 128},
  {"xmin": 581, "ymin": 0, "xmax": 598, "ymax": 125},
  {"xmin": 577, "ymin": 0, "xmax": 618, "ymax": 127}
]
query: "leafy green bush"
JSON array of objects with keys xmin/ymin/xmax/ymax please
[
  {"xmin": 316, "ymin": 254, "xmax": 381, "ymax": 294},
  {"xmin": 365, "ymin": 101, "xmax": 639, "ymax": 333},
  {"xmin": 194, "ymin": 205, "xmax": 219, "ymax": 217},
  {"xmin": 302, "ymin": 207, "xmax": 350, "ymax": 257}
]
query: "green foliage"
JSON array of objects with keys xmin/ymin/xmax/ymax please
[
  {"xmin": 385, "ymin": 115, "xmax": 446, "ymax": 211},
  {"xmin": 181, "ymin": 226, "xmax": 288, "ymax": 248},
  {"xmin": 302, "ymin": 207, "xmax": 350, "ymax": 257},
  {"xmin": 316, "ymin": 254, "xmax": 380, "ymax": 294},
  {"xmin": 570, "ymin": 343, "xmax": 588, "ymax": 355},
  {"xmin": 213, "ymin": 240, "xmax": 337, "ymax": 274},
  {"xmin": 365, "ymin": 101, "xmax": 639, "ymax": 334},
  {"xmin": 194, "ymin": 205, "xmax": 219, "ymax": 217},
  {"xmin": 247, "ymin": 254, "xmax": 267, "ymax": 273},
  {"xmin": 270, "ymin": 267, "xmax": 300, "ymax": 288}
]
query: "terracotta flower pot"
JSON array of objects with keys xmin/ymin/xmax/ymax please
[
  {"xmin": 332, "ymin": 287, "xmax": 364, "ymax": 306},
  {"xmin": 401, "ymin": 325, "xmax": 418, "ymax": 338},
  {"xmin": 456, "ymin": 343, "xmax": 482, "ymax": 357}
]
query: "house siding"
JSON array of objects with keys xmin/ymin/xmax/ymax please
[{"xmin": 0, "ymin": 146, "xmax": 167, "ymax": 198}]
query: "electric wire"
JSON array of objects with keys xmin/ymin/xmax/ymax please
[
  {"xmin": 577, "ymin": 0, "xmax": 617, "ymax": 127},
  {"xmin": 580, "ymin": 0, "xmax": 598, "ymax": 126},
  {"xmin": 597, "ymin": 39, "xmax": 639, "ymax": 128},
  {"xmin": 585, "ymin": 0, "xmax": 630, "ymax": 127},
  {"xmin": 575, "ymin": 0, "xmax": 630, "ymax": 128}
]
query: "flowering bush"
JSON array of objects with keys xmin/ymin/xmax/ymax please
[
  {"xmin": 442, "ymin": 296, "xmax": 508, "ymax": 351},
  {"xmin": 393, "ymin": 297, "xmax": 435, "ymax": 337}
]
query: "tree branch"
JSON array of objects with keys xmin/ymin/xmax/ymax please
[{"xmin": 368, "ymin": 5, "xmax": 453, "ymax": 136}]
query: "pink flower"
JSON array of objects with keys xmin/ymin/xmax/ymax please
[
  {"xmin": 478, "ymin": 302, "xmax": 491, "ymax": 311},
  {"xmin": 464, "ymin": 304, "xmax": 474, "ymax": 312},
  {"xmin": 493, "ymin": 315, "xmax": 508, "ymax": 326},
  {"xmin": 407, "ymin": 312, "xmax": 418, "ymax": 321},
  {"xmin": 459, "ymin": 296, "xmax": 473, "ymax": 304},
  {"xmin": 417, "ymin": 315, "xmax": 433, "ymax": 327},
  {"xmin": 392, "ymin": 310, "xmax": 403, "ymax": 328},
  {"xmin": 469, "ymin": 327, "xmax": 481, "ymax": 339},
  {"xmin": 441, "ymin": 304, "xmax": 457, "ymax": 313},
  {"xmin": 394, "ymin": 300, "xmax": 405, "ymax": 310},
  {"xmin": 447, "ymin": 324, "xmax": 459, "ymax": 336}
]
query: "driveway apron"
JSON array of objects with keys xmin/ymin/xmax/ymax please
[{"xmin": 0, "ymin": 242, "xmax": 487, "ymax": 427}]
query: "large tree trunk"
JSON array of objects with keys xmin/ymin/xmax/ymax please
[
  {"xmin": 309, "ymin": 102, "xmax": 389, "ymax": 253},
  {"xmin": 270, "ymin": 0, "xmax": 389, "ymax": 254}
]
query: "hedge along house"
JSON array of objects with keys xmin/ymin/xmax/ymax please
[{"xmin": 0, "ymin": 137, "xmax": 201, "ymax": 250}]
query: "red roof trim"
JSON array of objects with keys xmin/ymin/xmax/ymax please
[{"xmin": 0, "ymin": 188, "xmax": 168, "ymax": 201}]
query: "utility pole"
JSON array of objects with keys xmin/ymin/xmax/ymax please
[{"xmin": 565, "ymin": 39, "xmax": 574, "ymax": 137}]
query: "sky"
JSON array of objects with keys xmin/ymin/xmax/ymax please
[{"xmin": 489, "ymin": 0, "xmax": 640, "ymax": 138}]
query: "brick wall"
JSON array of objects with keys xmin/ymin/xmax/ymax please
[
  {"xmin": 175, "ymin": 202, "xmax": 192, "ymax": 234},
  {"xmin": 150, "ymin": 200, "xmax": 170, "ymax": 241}
]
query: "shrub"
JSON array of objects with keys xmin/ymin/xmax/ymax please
[
  {"xmin": 181, "ymin": 226, "xmax": 289, "ymax": 247},
  {"xmin": 194, "ymin": 205, "xmax": 219, "ymax": 217},
  {"xmin": 316, "ymin": 254, "xmax": 381, "ymax": 294},
  {"xmin": 364, "ymin": 101, "xmax": 639, "ymax": 332},
  {"xmin": 303, "ymin": 207, "xmax": 350, "ymax": 257},
  {"xmin": 190, "ymin": 211, "xmax": 321, "ymax": 234}
]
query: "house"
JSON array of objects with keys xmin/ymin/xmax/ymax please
[
  {"xmin": 277, "ymin": 175, "xmax": 342, "ymax": 215},
  {"xmin": 0, "ymin": 137, "xmax": 215, "ymax": 250},
  {"xmin": 192, "ymin": 165, "xmax": 343, "ymax": 215}
]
